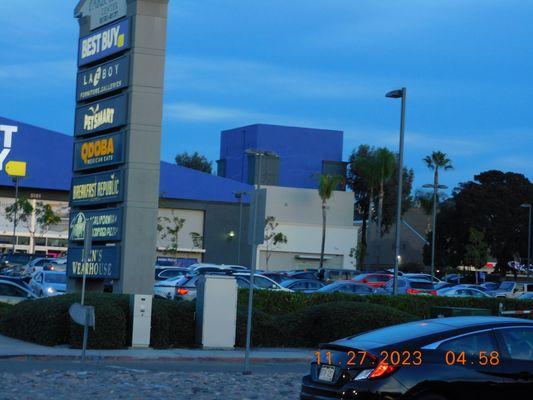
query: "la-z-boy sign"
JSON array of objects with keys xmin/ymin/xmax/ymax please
[
  {"xmin": 78, "ymin": 18, "xmax": 130, "ymax": 66},
  {"xmin": 74, "ymin": 93, "xmax": 127, "ymax": 136},
  {"xmin": 73, "ymin": 131, "xmax": 125, "ymax": 171},
  {"xmin": 77, "ymin": 55, "xmax": 130, "ymax": 101}
]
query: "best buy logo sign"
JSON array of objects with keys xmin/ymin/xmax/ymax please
[{"xmin": 0, "ymin": 125, "xmax": 18, "ymax": 171}]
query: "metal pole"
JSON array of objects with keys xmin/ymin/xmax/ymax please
[
  {"xmin": 80, "ymin": 220, "xmax": 92, "ymax": 363},
  {"xmin": 526, "ymin": 204, "xmax": 531, "ymax": 279},
  {"xmin": 392, "ymin": 87, "xmax": 406, "ymax": 296},
  {"xmin": 430, "ymin": 183, "xmax": 437, "ymax": 279},
  {"xmin": 12, "ymin": 178, "xmax": 19, "ymax": 253},
  {"xmin": 244, "ymin": 153, "xmax": 262, "ymax": 375},
  {"xmin": 237, "ymin": 194, "xmax": 243, "ymax": 265}
]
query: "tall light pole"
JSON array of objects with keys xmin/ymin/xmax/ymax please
[
  {"xmin": 5, "ymin": 161, "xmax": 27, "ymax": 254},
  {"xmin": 521, "ymin": 203, "xmax": 532, "ymax": 278},
  {"xmin": 386, "ymin": 87, "xmax": 406, "ymax": 296},
  {"xmin": 423, "ymin": 183, "xmax": 448, "ymax": 279},
  {"xmin": 233, "ymin": 191, "xmax": 247, "ymax": 265},
  {"xmin": 243, "ymin": 149, "xmax": 278, "ymax": 375}
]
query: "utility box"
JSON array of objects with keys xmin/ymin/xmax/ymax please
[
  {"xmin": 130, "ymin": 294, "xmax": 153, "ymax": 348},
  {"xmin": 196, "ymin": 275, "xmax": 237, "ymax": 349}
]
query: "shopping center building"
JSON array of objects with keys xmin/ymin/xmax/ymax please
[{"xmin": 0, "ymin": 116, "xmax": 358, "ymax": 271}]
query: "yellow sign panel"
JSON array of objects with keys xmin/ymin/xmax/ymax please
[{"xmin": 5, "ymin": 161, "xmax": 27, "ymax": 178}]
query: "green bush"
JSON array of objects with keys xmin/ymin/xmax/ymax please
[
  {"xmin": 151, "ymin": 299, "xmax": 196, "ymax": 348},
  {"xmin": 235, "ymin": 305, "xmax": 281, "ymax": 347},
  {"xmin": 0, "ymin": 302, "xmax": 12, "ymax": 318}
]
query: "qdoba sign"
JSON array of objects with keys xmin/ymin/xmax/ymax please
[{"xmin": 73, "ymin": 131, "xmax": 125, "ymax": 171}]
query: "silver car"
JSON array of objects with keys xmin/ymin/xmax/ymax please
[
  {"xmin": 30, "ymin": 271, "xmax": 67, "ymax": 297},
  {"xmin": 0, "ymin": 278, "xmax": 37, "ymax": 304}
]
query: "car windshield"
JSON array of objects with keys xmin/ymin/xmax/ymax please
[
  {"xmin": 44, "ymin": 273, "xmax": 66, "ymax": 284},
  {"xmin": 498, "ymin": 282, "xmax": 514, "ymax": 290}
]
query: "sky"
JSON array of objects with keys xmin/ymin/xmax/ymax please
[{"xmin": 0, "ymin": 0, "xmax": 532, "ymax": 193}]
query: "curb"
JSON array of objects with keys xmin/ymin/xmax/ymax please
[{"xmin": 0, "ymin": 354, "xmax": 310, "ymax": 363}]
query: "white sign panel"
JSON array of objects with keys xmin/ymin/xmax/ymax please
[{"xmin": 76, "ymin": 0, "xmax": 127, "ymax": 31}]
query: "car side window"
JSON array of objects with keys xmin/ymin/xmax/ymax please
[
  {"xmin": 438, "ymin": 332, "xmax": 497, "ymax": 355},
  {"xmin": 254, "ymin": 276, "xmax": 276, "ymax": 289},
  {"xmin": 308, "ymin": 282, "xmax": 321, "ymax": 289},
  {"xmin": 0, "ymin": 283, "xmax": 27, "ymax": 297},
  {"xmin": 236, "ymin": 278, "xmax": 249, "ymax": 289},
  {"xmin": 291, "ymin": 282, "xmax": 306, "ymax": 290},
  {"xmin": 497, "ymin": 328, "xmax": 533, "ymax": 361}
]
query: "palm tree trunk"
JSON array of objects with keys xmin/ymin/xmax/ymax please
[{"xmin": 319, "ymin": 201, "xmax": 327, "ymax": 269}]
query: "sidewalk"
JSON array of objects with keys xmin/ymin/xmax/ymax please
[{"xmin": 0, "ymin": 334, "xmax": 311, "ymax": 362}]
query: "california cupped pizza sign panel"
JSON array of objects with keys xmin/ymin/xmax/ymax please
[{"xmin": 69, "ymin": 208, "xmax": 122, "ymax": 242}]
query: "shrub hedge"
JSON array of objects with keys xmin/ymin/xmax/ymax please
[{"xmin": 1, "ymin": 290, "xmax": 531, "ymax": 349}]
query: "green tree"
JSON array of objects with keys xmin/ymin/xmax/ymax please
[
  {"xmin": 263, "ymin": 216, "xmax": 288, "ymax": 270},
  {"xmin": 4, "ymin": 200, "xmax": 61, "ymax": 253},
  {"xmin": 429, "ymin": 170, "xmax": 533, "ymax": 273},
  {"xmin": 157, "ymin": 212, "xmax": 186, "ymax": 256},
  {"xmin": 347, "ymin": 145, "xmax": 414, "ymax": 268},
  {"xmin": 463, "ymin": 228, "xmax": 489, "ymax": 268},
  {"xmin": 317, "ymin": 174, "xmax": 343, "ymax": 269},
  {"xmin": 175, "ymin": 151, "xmax": 212, "ymax": 174}
]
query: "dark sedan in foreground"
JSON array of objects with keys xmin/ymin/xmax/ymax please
[{"xmin": 301, "ymin": 316, "xmax": 532, "ymax": 399}]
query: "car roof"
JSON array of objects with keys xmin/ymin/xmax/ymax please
[{"xmin": 332, "ymin": 317, "xmax": 533, "ymax": 350}]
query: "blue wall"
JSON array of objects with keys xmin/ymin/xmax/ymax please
[
  {"xmin": 0, "ymin": 116, "xmax": 251, "ymax": 203},
  {"xmin": 219, "ymin": 124, "xmax": 343, "ymax": 189}
]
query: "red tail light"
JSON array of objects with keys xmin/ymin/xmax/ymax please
[
  {"xmin": 429, "ymin": 290, "xmax": 437, "ymax": 295},
  {"xmin": 407, "ymin": 288, "xmax": 421, "ymax": 295},
  {"xmin": 369, "ymin": 360, "xmax": 397, "ymax": 379},
  {"xmin": 176, "ymin": 287, "xmax": 189, "ymax": 296}
]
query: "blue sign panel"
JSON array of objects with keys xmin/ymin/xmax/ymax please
[
  {"xmin": 69, "ymin": 207, "xmax": 122, "ymax": 242},
  {"xmin": 78, "ymin": 18, "xmax": 130, "ymax": 66},
  {"xmin": 67, "ymin": 245, "xmax": 121, "ymax": 279},
  {"xmin": 77, "ymin": 55, "xmax": 130, "ymax": 101},
  {"xmin": 71, "ymin": 169, "xmax": 124, "ymax": 206},
  {"xmin": 73, "ymin": 131, "xmax": 125, "ymax": 171},
  {"xmin": 74, "ymin": 93, "xmax": 128, "ymax": 136}
]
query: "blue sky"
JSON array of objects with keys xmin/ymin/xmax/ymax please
[{"xmin": 0, "ymin": 0, "xmax": 532, "ymax": 192}]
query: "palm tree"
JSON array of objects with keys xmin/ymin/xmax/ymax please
[
  {"xmin": 423, "ymin": 151, "xmax": 453, "ymax": 276},
  {"xmin": 374, "ymin": 148, "xmax": 396, "ymax": 236},
  {"xmin": 317, "ymin": 174, "xmax": 343, "ymax": 269}
]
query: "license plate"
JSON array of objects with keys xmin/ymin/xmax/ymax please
[{"xmin": 318, "ymin": 365, "xmax": 336, "ymax": 382}]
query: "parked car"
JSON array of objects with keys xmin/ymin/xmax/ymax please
[
  {"xmin": 174, "ymin": 273, "xmax": 262, "ymax": 301},
  {"xmin": 316, "ymin": 281, "xmax": 375, "ymax": 295},
  {"xmin": 154, "ymin": 267, "xmax": 189, "ymax": 281},
  {"xmin": 481, "ymin": 281, "xmax": 500, "ymax": 291},
  {"xmin": 403, "ymin": 273, "xmax": 443, "ymax": 284},
  {"xmin": 0, "ymin": 276, "xmax": 37, "ymax": 304},
  {"xmin": 232, "ymin": 272, "xmax": 291, "ymax": 291},
  {"xmin": 518, "ymin": 292, "xmax": 533, "ymax": 299},
  {"xmin": 1, "ymin": 253, "xmax": 34, "ymax": 269},
  {"xmin": 280, "ymin": 279, "xmax": 325, "ymax": 293},
  {"xmin": 300, "ymin": 316, "xmax": 533, "ymax": 399},
  {"xmin": 320, "ymin": 268, "xmax": 359, "ymax": 283},
  {"xmin": 287, "ymin": 271, "xmax": 318, "ymax": 280},
  {"xmin": 378, "ymin": 277, "xmax": 437, "ymax": 295},
  {"xmin": 441, "ymin": 273, "xmax": 464, "ymax": 284},
  {"xmin": 490, "ymin": 281, "xmax": 521, "ymax": 298},
  {"xmin": 438, "ymin": 287, "xmax": 492, "ymax": 298},
  {"xmin": 262, "ymin": 272, "xmax": 290, "ymax": 284},
  {"xmin": 21, "ymin": 257, "xmax": 55, "ymax": 276},
  {"xmin": 29, "ymin": 271, "xmax": 66, "ymax": 297},
  {"xmin": 154, "ymin": 274, "xmax": 189, "ymax": 299},
  {"xmin": 352, "ymin": 273, "xmax": 392, "ymax": 289}
]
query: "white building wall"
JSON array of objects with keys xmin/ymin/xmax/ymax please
[{"xmin": 257, "ymin": 186, "xmax": 357, "ymax": 271}]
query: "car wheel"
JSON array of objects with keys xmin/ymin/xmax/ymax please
[{"xmin": 415, "ymin": 394, "xmax": 448, "ymax": 400}]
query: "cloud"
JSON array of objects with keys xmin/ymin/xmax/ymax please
[
  {"xmin": 0, "ymin": 60, "xmax": 75, "ymax": 84},
  {"xmin": 164, "ymin": 102, "xmax": 314, "ymax": 127},
  {"xmin": 165, "ymin": 56, "xmax": 380, "ymax": 100}
]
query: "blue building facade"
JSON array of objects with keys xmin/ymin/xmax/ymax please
[{"xmin": 218, "ymin": 124, "xmax": 344, "ymax": 189}]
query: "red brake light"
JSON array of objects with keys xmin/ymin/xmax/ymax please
[
  {"xmin": 176, "ymin": 287, "xmax": 189, "ymax": 295},
  {"xmin": 369, "ymin": 360, "xmax": 397, "ymax": 379},
  {"xmin": 407, "ymin": 288, "xmax": 421, "ymax": 295},
  {"xmin": 429, "ymin": 290, "xmax": 437, "ymax": 295}
]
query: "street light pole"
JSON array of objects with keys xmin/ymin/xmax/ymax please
[
  {"xmin": 11, "ymin": 177, "xmax": 20, "ymax": 253},
  {"xmin": 521, "ymin": 203, "xmax": 532, "ymax": 278},
  {"xmin": 386, "ymin": 87, "xmax": 407, "ymax": 295},
  {"xmin": 234, "ymin": 191, "xmax": 246, "ymax": 265}
]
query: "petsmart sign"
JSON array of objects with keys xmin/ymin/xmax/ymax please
[
  {"xmin": 67, "ymin": 245, "xmax": 121, "ymax": 279},
  {"xmin": 69, "ymin": 208, "xmax": 122, "ymax": 242},
  {"xmin": 78, "ymin": 18, "xmax": 130, "ymax": 66},
  {"xmin": 71, "ymin": 169, "xmax": 124, "ymax": 206},
  {"xmin": 73, "ymin": 131, "xmax": 125, "ymax": 171},
  {"xmin": 74, "ymin": 93, "xmax": 128, "ymax": 136},
  {"xmin": 77, "ymin": 55, "xmax": 130, "ymax": 101}
]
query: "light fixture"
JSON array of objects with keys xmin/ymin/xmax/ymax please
[{"xmin": 227, "ymin": 230, "xmax": 236, "ymax": 239}]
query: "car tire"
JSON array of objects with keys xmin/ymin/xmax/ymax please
[{"xmin": 415, "ymin": 394, "xmax": 448, "ymax": 400}]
